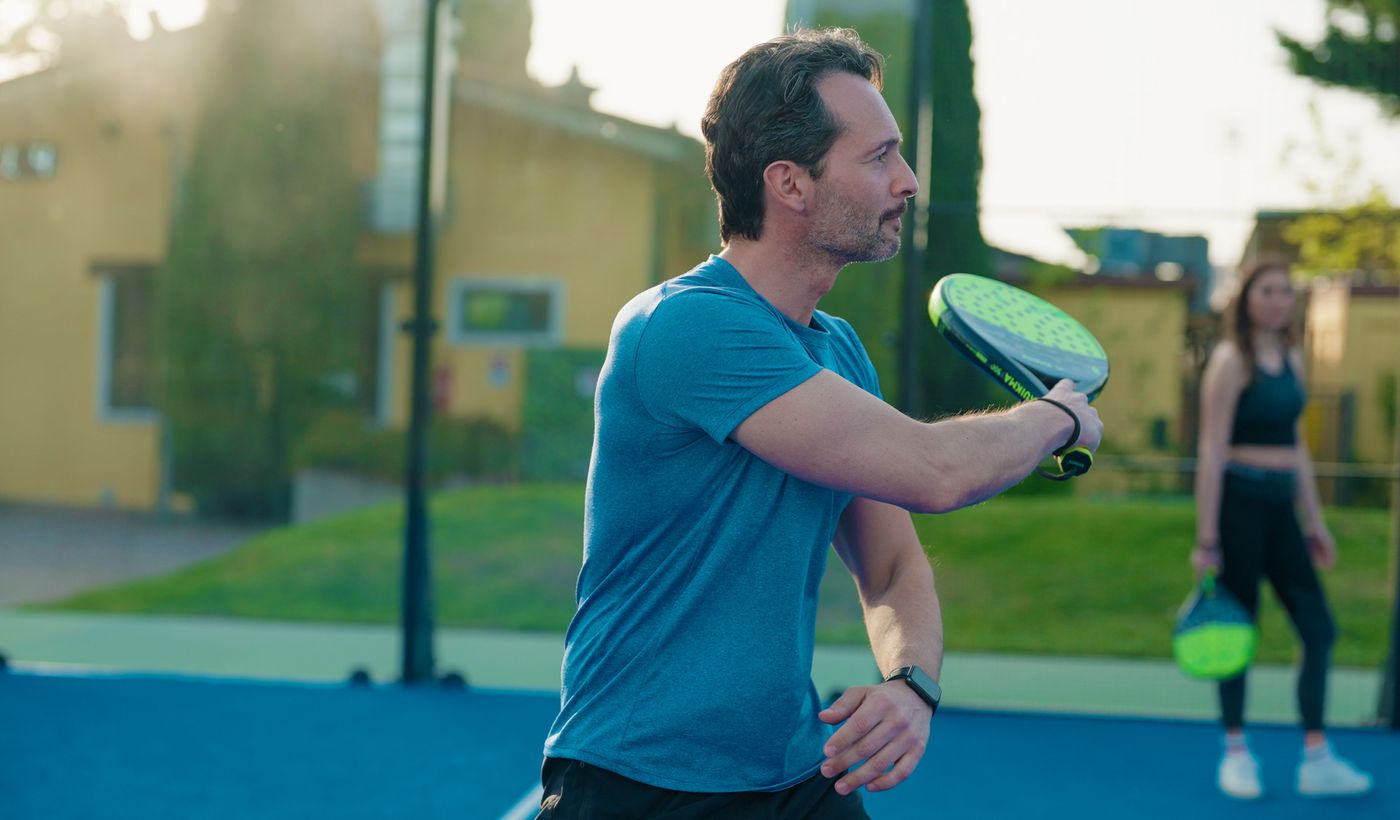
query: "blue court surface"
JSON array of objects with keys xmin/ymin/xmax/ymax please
[{"xmin": 0, "ymin": 669, "xmax": 1391, "ymax": 819}]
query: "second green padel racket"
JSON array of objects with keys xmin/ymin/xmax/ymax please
[
  {"xmin": 928, "ymin": 273, "xmax": 1109, "ymax": 480},
  {"xmin": 1172, "ymin": 573, "xmax": 1257, "ymax": 680}
]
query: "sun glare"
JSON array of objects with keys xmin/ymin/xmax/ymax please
[
  {"xmin": 0, "ymin": 0, "xmax": 208, "ymax": 80},
  {"xmin": 121, "ymin": 0, "xmax": 208, "ymax": 40}
]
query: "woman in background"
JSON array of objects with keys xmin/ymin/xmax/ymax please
[{"xmin": 1191, "ymin": 257, "xmax": 1373, "ymax": 800}]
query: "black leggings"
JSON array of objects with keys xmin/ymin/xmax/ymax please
[{"xmin": 1216, "ymin": 471, "xmax": 1336, "ymax": 732}]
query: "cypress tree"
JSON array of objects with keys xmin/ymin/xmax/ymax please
[{"xmin": 787, "ymin": 0, "xmax": 997, "ymax": 417}]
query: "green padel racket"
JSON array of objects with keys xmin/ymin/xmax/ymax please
[
  {"xmin": 928, "ymin": 273, "xmax": 1108, "ymax": 480},
  {"xmin": 1172, "ymin": 573, "xmax": 1258, "ymax": 680}
]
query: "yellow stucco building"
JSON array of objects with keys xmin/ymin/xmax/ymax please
[
  {"xmin": 0, "ymin": 3, "xmax": 712, "ymax": 511},
  {"xmin": 1046, "ymin": 279, "xmax": 1190, "ymax": 458},
  {"xmin": 1304, "ymin": 279, "xmax": 1400, "ymax": 466}
]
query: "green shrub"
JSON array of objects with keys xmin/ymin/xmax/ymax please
[{"xmin": 293, "ymin": 412, "xmax": 517, "ymax": 485}]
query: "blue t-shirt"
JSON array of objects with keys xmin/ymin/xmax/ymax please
[{"xmin": 543, "ymin": 255, "xmax": 883, "ymax": 792}]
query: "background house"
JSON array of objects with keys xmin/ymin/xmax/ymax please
[
  {"xmin": 0, "ymin": 0, "xmax": 715, "ymax": 515},
  {"xmin": 1304, "ymin": 279, "xmax": 1400, "ymax": 497},
  {"xmin": 1047, "ymin": 278, "xmax": 1191, "ymax": 458}
]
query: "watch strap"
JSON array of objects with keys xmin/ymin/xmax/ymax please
[{"xmin": 885, "ymin": 665, "xmax": 941, "ymax": 716}]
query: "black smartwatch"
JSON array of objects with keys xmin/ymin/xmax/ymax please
[{"xmin": 885, "ymin": 666, "xmax": 941, "ymax": 717}]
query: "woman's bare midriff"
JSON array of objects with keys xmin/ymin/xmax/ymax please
[{"xmin": 1227, "ymin": 444, "xmax": 1299, "ymax": 471}]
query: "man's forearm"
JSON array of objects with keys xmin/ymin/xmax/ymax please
[
  {"xmin": 861, "ymin": 555, "xmax": 943, "ymax": 680},
  {"xmin": 907, "ymin": 400, "xmax": 1074, "ymax": 513},
  {"xmin": 734, "ymin": 371, "xmax": 1098, "ymax": 516}
]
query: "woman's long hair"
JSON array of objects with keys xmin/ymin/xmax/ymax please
[{"xmin": 1224, "ymin": 256, "xmax": 1296, "ymax": 378}]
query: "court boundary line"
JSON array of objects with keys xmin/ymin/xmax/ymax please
[{"xmin": 499, "ymin": 783, "xmax": 543, "ymax": 820}]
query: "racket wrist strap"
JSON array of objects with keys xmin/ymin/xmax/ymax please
[{"xmin": 1035, "ymin": 397, "xmax": 1080, "ymax": 455}]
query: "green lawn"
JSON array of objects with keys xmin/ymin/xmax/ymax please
[{"xmin": 42, "ymin": 484, "xmax": 1396, "ymax": 666}]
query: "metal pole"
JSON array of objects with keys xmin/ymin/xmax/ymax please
[
  {"xmin": 400, "ymin": 0, "xmax": 444, "ymax": 686},
  {"xmin": 1380, "ymin": 289, "xmax": 1400, "ymax": 729},
  {"xmin": 897, "ymin": 0, "xmax": 933, "ymax": 413}
]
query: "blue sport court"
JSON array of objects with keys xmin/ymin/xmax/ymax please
[{"xmin": 1, "ymin": 667, "xmax": 1393, "ymax": 819}]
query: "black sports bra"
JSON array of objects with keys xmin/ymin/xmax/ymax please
[{"xmin": 1230, "ymin": 355, "xmax": 1304, "ymax": 446}]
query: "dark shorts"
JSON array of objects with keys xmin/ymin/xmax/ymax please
[{"xmin": 536, "ymin": 757, "xmax": 870, "ymax": 820}]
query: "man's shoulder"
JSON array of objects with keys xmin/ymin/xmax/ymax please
[
  {"xmin": 625, "ymin": 265, "xmax": 767, "ymax": 328},
  {"xmin": 661, "ymin": 256, "xmax": 755, "ymax": 300}
]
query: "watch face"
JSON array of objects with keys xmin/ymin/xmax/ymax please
[
  {"xmin": 890, "ymin": 666, "xmax": 941, "ymax": 713},
  {"xmin": 910, "ymin": 667, "xmax": 941, "ymax": 704}
]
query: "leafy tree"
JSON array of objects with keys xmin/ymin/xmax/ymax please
[
  {"xmin": 1277, "ymin": 104, "xmax": 1400, "ymax": 284},
  {"xmin": 1278, "ymin": 0, "xmax": 1400, "ymax": 115},
  {"xmin": 157, "ymin": 1, "xmax": 375, "ymax": 518},
  {"xmin": 1278, "ymin": 3, "xmax": 1400, "ymax": 283},
  {"xmin": 1282, "ymin": 189, "xmax": 1400, "ymax": 283}
]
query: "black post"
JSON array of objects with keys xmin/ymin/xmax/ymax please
[
  {"xmin": 1383, "ymin": 579, "xmax": 1400, "ymax": 728},
  {"xmin": 1380, "ymin": 292, "xmax": 1400, "ymax": 729},
  {"xmin": 897, "ymin": 0, "xmax": 934, "ymax": 413},
  {"xmin": 400, "ymin": 0, "xmax": 444, "ymax": 686}
]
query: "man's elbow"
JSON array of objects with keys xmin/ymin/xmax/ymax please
[
  {"xmin": 908, "ymin": 483, "xmax": 978, "ymax": 515},
  {"xmin": 897, "ymin": 440, "xmax": 1003, "ymax": 514}
]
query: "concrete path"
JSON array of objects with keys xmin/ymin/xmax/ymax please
[
  {"xmin": 0, "ymin": 504, "xmax": 262, "ymax": 605},
  {"xmin": 0, "ymin": 609, "xmax": 1384, "ymax": 728}
]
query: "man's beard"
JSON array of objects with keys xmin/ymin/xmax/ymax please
[{"xmin": 812, "ymin": 199, "xmax": 905, "ymax": 265}]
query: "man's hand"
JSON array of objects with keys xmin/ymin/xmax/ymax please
[
  {"xmin": 1043, "ymin": 379, "xmax": 1103, "ymax": 453},
  {"xmin": 817, "ymin": 681, "xmax": 932, "ymax": 795}
]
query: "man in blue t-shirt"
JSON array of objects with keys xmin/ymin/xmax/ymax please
[{"xmin": 539, "ymin": 28, "xmax": 1102, "ymax": 819}]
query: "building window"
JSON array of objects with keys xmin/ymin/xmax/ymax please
[
  {"xmin": 0, "ymin": 144, "xmax": 18, "ymax": 178},
  {"xmin": 28, "ymin": 143, "xmax": 57, "ymax": 177},
  {"xmin": 447, "ymin": 277, "xmax": 563, "ymax": 347},
  {"xmin": 0, "ymin": 141, "xmax": 58, "ymax": 179},
  {"xmin": 97, "ymin": 266, "xmax": 156, "ymax": 421}
]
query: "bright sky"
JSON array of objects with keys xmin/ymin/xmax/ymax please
[
  {"xmin": 3, "ymin": 0, "xmax": 1397, "ymax": 269},
  {"xmin": 528, "ymin": 0, "xmax": 1400, "ymax": 269}
]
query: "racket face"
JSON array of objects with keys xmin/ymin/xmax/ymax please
[
  {"xmin": 1173, "ymin": 623, "xmax": 1257, "ymax": 679},
  {"xmin": 1173, "ymin": 581, "xmax": 1258, "ymax": 679},
  {"xmin": 930, "ymin": 274, "xmax": 1109, "ymax": 400}
]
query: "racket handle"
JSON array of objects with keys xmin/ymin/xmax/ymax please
[
  {"xmin": 1055, "ymin": 446, "xmax": 1093, "ymax": 477},
  {"xmin": 1035, "ymin": 447, "xmax": 1093, "ymax": 481}
]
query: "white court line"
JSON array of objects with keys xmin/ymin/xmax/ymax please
[{"xmin": 499, "ymin": 784, "xmax": 544, "ymax": 820}]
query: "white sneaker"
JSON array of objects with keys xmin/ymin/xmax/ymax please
[
  {"xmin": 1297, "ymin": 751, "xmax": 1373, "ymax": 797},
  {"xmin": 1218, "ymin": 750, "xmax": 1263, "ymax": 800}
]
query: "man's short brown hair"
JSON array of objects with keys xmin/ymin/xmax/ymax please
[{"xmin": 701, "ymin": 29, "xmax": 884, "ymax": 243}]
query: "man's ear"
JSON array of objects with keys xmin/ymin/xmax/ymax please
[{"xmin": 762, "ymin": 160, "xmax": 811, "ymax": 217}]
